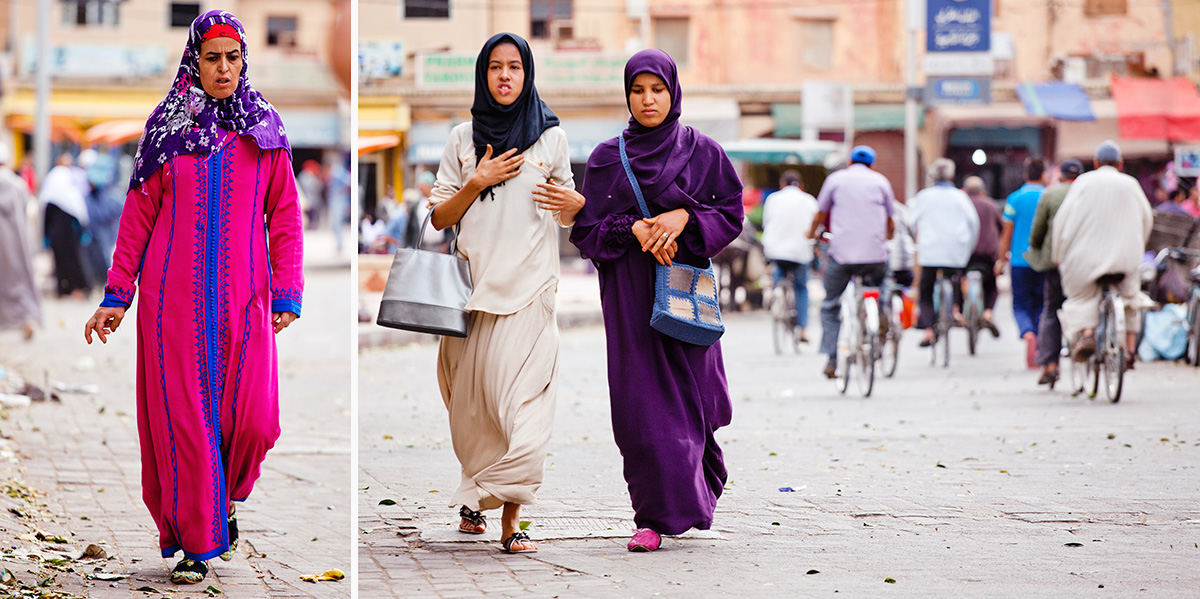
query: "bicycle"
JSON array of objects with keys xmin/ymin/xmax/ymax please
[
  {"xmin": 962, "ymin": 269, "xmax": 984, "ymax": 356},
  {"xmin": 1069, "ymin": 273, "xmax": 1130, "ymax": 403},
  {"xmin": 929, "ymin": 268, "xmax": 956, "ymax": 368},
  {"xmin": 835, "ymin": 275, "xmax": 881, "ymax": 397},
  {"xmin": 769, "ymin": 269, "xmax": 802, "ymax": 355}
]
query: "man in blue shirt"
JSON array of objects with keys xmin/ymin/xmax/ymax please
[{"xmin": 996, "ymin": 157, "xmax": 1046, "ymax": 369}]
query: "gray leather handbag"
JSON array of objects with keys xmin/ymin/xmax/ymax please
[{"xmin": 376, "ymin": 210, "xmax": 472, "ymax": 337}]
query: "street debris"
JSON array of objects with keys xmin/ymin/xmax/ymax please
[{"xmin": 300, "ymin": 568, "xmax": 345, "ymax": 583}]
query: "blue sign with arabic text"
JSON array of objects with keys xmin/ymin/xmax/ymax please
[{"xmin": 927, "ymin": 0, "xmax": 991, "ymax": 53}]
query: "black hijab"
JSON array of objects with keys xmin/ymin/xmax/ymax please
[{"xmin": 470, "ymin": 32, "xmax": 559, "ymax": 199}]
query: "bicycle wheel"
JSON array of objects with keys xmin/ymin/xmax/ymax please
[
  {"xmin": 857, "ymin": 301, "xmax": 877, "ymax": 397},
  {"xmin": 1102, "ymin": 299, "xmax": 1125, "ymax": 403},
  {"xmin": 939, "ymin": 279, "xmax": 954, "ymax": 367},
  {"xmin": 882, "ymin": 293, "xmax": 902, "ymax": 377},
  {"xmin": 1187, "ymin": 292, "xmax": 1200, "ymax": 367},
  {"xmin": 966, "ymin": 301, "xmax": 979, "ymax": 356},
  {"xmin": 835, "ymin": 294, "xmax": 854, "ymax": 394}
]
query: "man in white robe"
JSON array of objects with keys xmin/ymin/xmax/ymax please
[
  {"xmin": 1052, "ymin": 141, "xmax": 1153, "ymax": 364},
  {"xmin": 0, "ymin": 143, "xmax": 41, "ymax": 339}
]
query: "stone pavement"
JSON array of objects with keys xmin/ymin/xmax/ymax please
[
  {"xmin": 0, "ymin": 229, "xmax": 352, "ymax": 598},
  {"xmin": 358, "ymin": 289, "xmax": 1200, "ymax": 598}
]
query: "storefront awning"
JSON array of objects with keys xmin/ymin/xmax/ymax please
[
  {"xmin": 772, "ymin": 103, "xmax": 924, "ymax": 137},
  {"xmin": 1016, "ymin": 82, "xmax": 1094, "ymax": 121},
  {"xmin": 83, "ymin": 119, "xmax": 146, "ymax": 147},
  {"xmin": 680, "ymin": 97, "xmax": 740, "ymax": 143},
  {"xmin": 1056, "ymin": 99, "xmax": 1170, "ymax": 159},
  {"xmin": 720, "ymin": 138, "xmax": 840, "ymax": 165},
  {"xmin": 1111, "ymin": 76, "xmax": 1200, "ymax": 142},
  {"xmin": 358, "ymin": 134, "xmax": 400, "ymax": 156}
]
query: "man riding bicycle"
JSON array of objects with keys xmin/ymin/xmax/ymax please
[
  {"xmin": 908, "ymin": 158, "xmax": 980, "ymax": 348},
  {"xmin": 762, "ymin": 170, "xmax": 819, "ymax": 343},
  {"xmin": 809, "ymin": 146, "xmax": 895, "ymax": 379},
  {"xmin": 1052, "ymin": 141, "xmax": 1153, "ymax": 367}
]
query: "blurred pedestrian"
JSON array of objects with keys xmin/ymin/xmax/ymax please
[
  {"xmin": 909, "ymin": 158, "xmax": 979, "ymax": 347},
  {"xmin": 962, "ymin": 175, "xmax": 1002, "ymax": 336},
  {"xmin": 83, "ymin": 11, "xmax": 304, "ymax": 585},
  {"xmin": 427, "ymin": 32, "xmax": 583, "ymax": 555},
  {"xmin": 0, "ymin": 143, "xmax": 41, "ymax": 340},
  {"xmin": 297, "ymin": 159, "xmax": 325, "ymax": 228},
  {"xmin": 78, "ymin": 149, "xmax": 123, "ymax": 285},
  {"xmin": 808, "ymin": 145, "xmax": 895, "ymax": 379},
  {"xmin": 1186, "ymin": 184, "xmax": 1200, "ymax": 217},
  {"xmin": 571, "ymin": 49, "xmax": 743, "ymax": 552},
  {"xmin": 328, "ymin": 158, "xmax": 350, "ymax": 252},
  {"xmin": 997, "ymin": 157, "xmax": 1047, "ymax": 369},
  {"xmin": 1053, "ymin": 141, "xmax": 1151, "ymax": 369},
  {"xmin": 41, "ymin": 153, "xmax": 92, "ymax": 298},
  {"xmin": 1155, "ymin": 186, "xmax": 1191, "ymax": 216},
  {"xmin": 761, "ymin": 169, "xmax": 817, "ymax": 342},
  {"xmin": 1025, "ymin": 160, "xmax": 1082, "ymax": 386}
]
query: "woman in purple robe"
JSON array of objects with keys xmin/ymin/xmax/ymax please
[
  {"xmin": 83, "ymin": 11, "xmax": 302, "ymax": 584},
  {"xmin": 569, "ymin": 49, "xmax": 743, "ymax": 552}
]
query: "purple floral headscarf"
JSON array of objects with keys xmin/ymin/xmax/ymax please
[{"xmin": 128, "ymin": 10, "xmax": 289, "ymax": 190}]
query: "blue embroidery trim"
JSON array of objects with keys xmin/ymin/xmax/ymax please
[
  {"xmin": 100, "ymin": 293, "xmax": 130, "ymax": 308},
  {"xmin": 271, "ymin": 297, "xmax": 302, "ymax": 317},
  {"xmin": 102, "ymin": 284, "xmax": 134, "ymax": 307},
  {"xmin": 160, "ymin": 164, "xmax": 181, "ymax": 552}
]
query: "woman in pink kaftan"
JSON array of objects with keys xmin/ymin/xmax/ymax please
[{"xmin": 84, "ymin": 10, "xmax": 303, "ymax": 584}]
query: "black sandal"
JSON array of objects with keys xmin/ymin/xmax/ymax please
[
  {"xmin": 458, "ymin": 506, "xmax": 486, "ymax": 534},
  {"xmin": 501, "ymin": 531, "xmax": 537, "ymax": 554},
  {"xmin": 169, "ymin": 558, "xmax": 208, "ymax": 584},
  {"xmin": 219, "ymin": 512, "xmax": 239, "ymax": 561}
]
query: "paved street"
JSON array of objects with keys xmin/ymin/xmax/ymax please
[
  {"xmin": 359, "ymin": 289, "xmax": 1200, "ymax": 598},
  {"xmin": 0, "ymin": 230, "xmax": 352, "ymax": 598}
]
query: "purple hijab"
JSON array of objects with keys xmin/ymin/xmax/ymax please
[
  {"xmin": 128, "ymin": 10, "xmax": 289, "ymax": 190},
  {"xmin": 575, "ymin": 49, "xmax": 742, "ymax": 261}
]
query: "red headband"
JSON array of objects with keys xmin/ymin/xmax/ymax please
[{"xmin": 201, "ymin": 23, "xmax": 241, "ymax": 44}]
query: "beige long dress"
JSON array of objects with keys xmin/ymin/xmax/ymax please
[{"xmin": 429, "ymin": 122, "xmax": 573, "ymax": 511}]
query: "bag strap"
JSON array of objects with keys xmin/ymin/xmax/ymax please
[
  {"xmin": 417, "ymin": 205, "xmax": 460, "ymax": 255},
  {"xmin": 618, "ymin": 134, "xmax": 653, "ymax": 220}
]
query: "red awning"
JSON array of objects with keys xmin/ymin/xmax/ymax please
[{"xmin": 1111, "ymin": 76, "xmax": 1200, "ymax": 142}]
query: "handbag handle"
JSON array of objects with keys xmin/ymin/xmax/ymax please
[
  {"xmin": 416, "ymin": 203, "xmax": 460, "ymax": 255},
  {"xmin": 618, "ymin": 134, "xmax": 653, "ymax": 220}
]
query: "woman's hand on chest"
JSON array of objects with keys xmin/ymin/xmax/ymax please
[{"xmin": 469, "ymin": 144, "xmax": 524, "ymax": 189}]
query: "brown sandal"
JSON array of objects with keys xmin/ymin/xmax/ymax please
[{"xmin": 458, "ymin": 506, "xmax": 486, "ymax": 534}]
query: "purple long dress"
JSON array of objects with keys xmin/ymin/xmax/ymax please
[{"xmin": 569, "ymin": 49, "xmax": 743, "ymax": 535}]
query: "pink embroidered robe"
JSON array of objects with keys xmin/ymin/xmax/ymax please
[{"xmin": 102, "ymin": 132, "xmax": 304, "ymax": 560}]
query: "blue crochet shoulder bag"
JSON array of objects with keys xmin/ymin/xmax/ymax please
[{"xmin": 619, "ymin": 134, "xmax": 724, "ymax": 346}]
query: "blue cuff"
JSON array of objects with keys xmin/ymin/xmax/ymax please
[
  {"xmin": 100, "ymin": 293, "xmax": 131, "ymax": 308},
  {"xmin": 271, "ymin": 299, "xmax": 301, "ymax": 317}
]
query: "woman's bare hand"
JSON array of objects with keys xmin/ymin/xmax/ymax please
[
  {"xmin": 471, "ymin": 145, "xmax": 524, "ymax": 189},
  {"xmin": 532, "ymin": 180, "xmax": 585, "ymax": 224},
  {"xmin": 272, "ymin": 312, "xmax": 297, "ymax": 334},
  {"xmin": 632, "ymin": 219, "xmax": 678, "ymax": 266},
  {"xmin": 640, "ymin": 208, "xmax": 689, "ymax": 256},
  {"xmin": 84, "ymin": 306, "xmax": 127, "ymax": 345}
]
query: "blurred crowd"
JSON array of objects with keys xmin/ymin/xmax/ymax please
[{"xmin": 358, "ymin": 170, "xmax": 452, "ymax": 254}]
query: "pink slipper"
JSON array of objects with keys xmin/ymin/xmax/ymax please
[{"xmin": 627, "ymin": 528, "xmax": 661, "ymax": 552}]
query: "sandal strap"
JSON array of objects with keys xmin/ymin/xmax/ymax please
[
  {"xmin": 458, "ymin": 506, "xmax": 486, "ymax": 526},
  {"xmin": 503, "ymin": 531, "xmax": 531, "ymax": 551}
]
